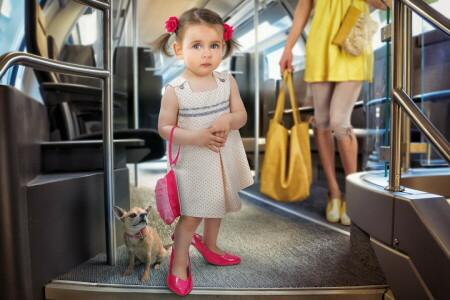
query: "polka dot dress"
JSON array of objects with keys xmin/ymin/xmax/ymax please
[{"xmin": 168, "ymin": 71, "xmax": 254, "ymax": 218}]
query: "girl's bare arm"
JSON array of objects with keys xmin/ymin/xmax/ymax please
[
  {"xmin": 158, "ymin": 85, "xmax": 225, "ymax": 152},
  {"xmin": 210, "ymin": 75, "xmax": 247, "ymax": 139}
]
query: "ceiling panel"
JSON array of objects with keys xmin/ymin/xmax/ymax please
[
  {"xmin": 137, "ymin": 0, "xmax": 248, "ymax": 46},
  {"xmin": 138, "ymin": 0, "xmax": 206, "ymax": 45}
]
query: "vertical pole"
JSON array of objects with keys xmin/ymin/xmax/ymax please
[
  {"xmin": 104, "ymin": 0, "xmax": 117, "ymax": 265},
  {"xmin": 253, "ymin": 0, "xmax": 260, "ymax": 182},
  {"xmin": 388, "ymin": 0, "xmax": 404, "ymax": 192},
  {"xmin": 132, "ymin": 0, "xmax": 139, "ymax": 129},
  {"xmin": 132, "ymin": 0, "xmax": 140, "ymax": 187},
  {"xmin": 402, "ymin": 8, "xmax": 412, "ymax": 172}
]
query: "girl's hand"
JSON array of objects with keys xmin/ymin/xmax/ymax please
[
  {"xmin": 196, "ymin": 128, "xmax": 226, "ymax": 152},
  {"xmin": 211, "ymin": 114, "xmax": 232, "ymax": 141},
  {"xmin": 279, "ymin": 49, "xmax": 294, "ymax": 73}
]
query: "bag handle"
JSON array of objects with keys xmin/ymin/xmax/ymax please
[
  {"xmin": 273, "ymin": 70, "xmax": 302, "ymax": 125},
  {"xmin": 168, "ymin": 126, "xmax": 180, "ymax": 167}
]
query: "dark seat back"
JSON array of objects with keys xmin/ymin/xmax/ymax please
[
  {"xmin": 26, "ymin": 0, "xmax": 58, "ymax": 84},
  {"xmin": 114, "ymin": 46, "xmax": 162, "ymax": 130},
  {"xmin": 57, "ymin": 43, "xmax": 101, "ymax": 88}
]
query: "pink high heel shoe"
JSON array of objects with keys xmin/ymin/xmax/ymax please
[
  {"xmin": 191, "ymin": 234, "xmax": 241, "ymax": 266},
  {"xmin": 167, "ymin": 248, "xmax": 193, "ymax": 296}
]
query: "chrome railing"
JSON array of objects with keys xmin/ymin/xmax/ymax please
[
  {"xmin": 0, "ymin": 52, "xmax": 109, "ymax": 79},
  {"xmin": 388, "ymin": 0, "xmax": 450, "ymax": 191},
  {"xmin": 0, "ymin": 0, "xmax": 117, "ymax": 265}
]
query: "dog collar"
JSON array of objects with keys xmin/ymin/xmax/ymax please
[{"xmin": 125, "ymin": 227, "xmax": 146, "ymax": 239}]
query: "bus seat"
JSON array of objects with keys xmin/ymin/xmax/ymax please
[
  {"xmin": 47, "ymin": 36, "xmax": 130, "ymax": 135},
  {"xmin": 56, "ymin": 42, "xmax": 100, "ymax": 88},
  {"xmin": 26, "ymin": 0, "xmax": 165, "ymax": 163}
]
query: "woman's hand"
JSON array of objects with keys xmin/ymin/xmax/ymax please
[
  {"xmin": 279, "ymin": 49, "xmax": 294, "ymax": 73},
  {"xmin": 195, "ymin": 128, "xmax": 226, "ymax": 152},
  {"xmin": 210, "ymin": 114, "xmax": 232, "ymax": 141}
]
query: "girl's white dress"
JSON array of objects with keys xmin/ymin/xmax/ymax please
[{"xmin": 168, "ymin": 71, "xmax": 254, "ymax": 218}]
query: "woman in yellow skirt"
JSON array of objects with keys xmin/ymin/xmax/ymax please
[{"xmin": 279, "ymin": 0, "xmax": 390, "ymax": 225}]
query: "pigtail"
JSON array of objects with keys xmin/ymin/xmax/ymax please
[
  {"xmin": 149, "ymin": 33, "xmax": 174, "ymax": 57},
  {"xmin": 223, "ymin": 37, "xmax": 241, "ymax": 60}
]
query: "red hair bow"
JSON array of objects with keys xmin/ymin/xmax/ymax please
[
  {"xmin": 223, "ymin": 24, "xmax": 234, "ymax": 41},
  {"xmin": 165, "ymin": 16, "xmax": 178, "ymax": 34}
]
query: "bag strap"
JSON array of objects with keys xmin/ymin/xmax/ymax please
[
  {"xmin": 168, "ymin": 126, "xmax": 180, "ymax": 166},
  {"xmin": 274, "ymin": 70, "xmax": 302, "ymax": 125}
]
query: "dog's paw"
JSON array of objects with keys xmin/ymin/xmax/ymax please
[
  {"xmin": 123, "ymin": 269, "xmax": 133, "ymax": 276},
  {"xmin": 140, "ymin": 274, "xmax": 149, "ymax": 282},
  {"xmin": 153, "ymin": 263, "xmax": 161, "ymax": 270}
]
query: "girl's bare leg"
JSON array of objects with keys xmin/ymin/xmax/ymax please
[
  {"xmin": 172, "ymin": 216, "xmax": 202, "ymax": 280},
  {"xmin": 202, "ymin": 218, "xmax": 226, "ymax": 255}
]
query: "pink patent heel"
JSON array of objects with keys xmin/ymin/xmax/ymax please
[
  {"xmin": 167, "ymin": 248, "xmax": 193, "ymax": 296},
  {"xmin": 191, "ymin": 234, "xmax": 241, "ymax": 266}
]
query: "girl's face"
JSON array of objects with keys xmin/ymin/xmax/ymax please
[{"xmin": 174, "ymin": 23, "xmax": 225, "ymax": 77}]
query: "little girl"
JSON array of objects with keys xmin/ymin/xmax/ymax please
[{"xmin": 151, "ymin": 8, "xmax": 253, "ymax": 296}]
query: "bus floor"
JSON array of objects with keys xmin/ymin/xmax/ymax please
[{"xmin": 45, "ymin": 160, "xmax": 390, "ymax": 300}]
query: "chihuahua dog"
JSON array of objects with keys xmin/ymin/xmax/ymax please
[{"xmin": 113, "ymin": 205, "xmax": 169, "ymax": 282}]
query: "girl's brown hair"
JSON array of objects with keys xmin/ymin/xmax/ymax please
[{"xmin": 150, "ymin": 8, "xmax": 240, "ymax": 59}]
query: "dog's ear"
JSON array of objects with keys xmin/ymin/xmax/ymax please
[
  {"xmin": 113, "ymin": 206, "xmax": 127, "ymax": 221},
  {"xmin": 145, "ymin": 205, "xmax": 152, "ymax": 214}
]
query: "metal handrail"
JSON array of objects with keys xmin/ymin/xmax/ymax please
[
  {"xmin": 0, "ymin": 52, "xmax": 109, "ymax": 79},
  {"xmin": 75, "ymin": 0, "xmax": 116, "ymax": 265},
  {"xmin": 388, "ymin": 0, "xmax": 450, "ymax": 191},
  {"xmin": 392, "ymin": 88, "xmax": 450, "ymax": 162},
  {"xmin": 402, "ymin": 0, "xmax": 450, "ymax": 36}
]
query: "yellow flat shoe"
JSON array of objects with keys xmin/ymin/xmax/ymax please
[
  {"xmin": 340, "ymin": 201, "xmax": 351, "ymax": 226},
  {"xmin": 326, "ymin": 198, "xmax": 341, "ymax": 223}
]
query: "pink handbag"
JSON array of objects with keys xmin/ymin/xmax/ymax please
[{"xmin": 155, "ymin": 126, "xmax": 181, "ymax": 225}]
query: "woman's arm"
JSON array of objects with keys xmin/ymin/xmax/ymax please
[
  {"xmin": 279, "ymin": 0, "xmax": 314, "ymax": 73},
  {"xmin": 158, "ymin": 85, "xmax": 225, "ymax": 152},
  {"xmin": 366, "ymin": 0, "xmax": 392, "ymax": 10}
]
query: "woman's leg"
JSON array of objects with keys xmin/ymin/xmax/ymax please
[
  {"xmin": 310, "ymin": 82, "xmax": 341, "ymax": 199},
  {"xmin": 202, "ymin": 218, "xmax": 226, "ymax": 255},
  {"xmin": 171, "ymin": 216, "xmax": 202, "ymax": 280},
  {"xmin": 329, "ymin": 81, "xmax": 363, "ymax": 225},
  {"xmin": 329, "ymin": 81, "xmax": 363, "ymax": 177}
]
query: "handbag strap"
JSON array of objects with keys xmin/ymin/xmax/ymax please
[
  {"xmin": 274, "ymin": 70, "xmax": 302, "ymax": 125},
  {"xmin": 168, "ymin": 126, "xmax": 180, "ymax": 166}
]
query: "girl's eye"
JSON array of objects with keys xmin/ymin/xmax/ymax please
[
  {"xmin": 211, "ymin": 44, "xmax": 219, "ymax": 49},
  {"xmin": 193, "ymin": 44, "xmax": 201, "ymax": 49}
]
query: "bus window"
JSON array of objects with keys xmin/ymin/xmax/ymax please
[
  {"xmin": 71, "ymin": 8, "xmax": 100, "ymax": 46},
  {"xmin": 0, "ymin": 0, "xmax": 25, "ymax": 85}
]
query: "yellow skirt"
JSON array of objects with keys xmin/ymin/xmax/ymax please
[{"xmin": 304, "ymin": 0, "xmax": 374, "ymax": 82}]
